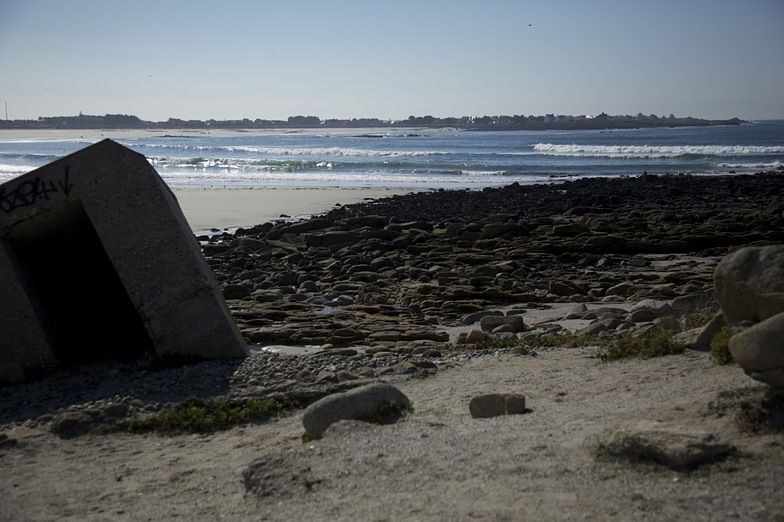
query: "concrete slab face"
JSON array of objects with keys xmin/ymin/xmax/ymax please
[{"xmin": 0, "ymin": 139, "xmax": 247, "ymax": 379}]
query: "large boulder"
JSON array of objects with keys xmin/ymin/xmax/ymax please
[
  {"xmin": 714, "ymin": 245, "xmax": 784, "ymax": 389},
  {"xmin": 714, "ymin": 245, "xmax": 784, "ymax": 324},
  {"xmin": 729, "ymin": 312, "xmax": 784, "ymax": 387}
]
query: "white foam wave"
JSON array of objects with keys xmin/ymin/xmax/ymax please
[
  {"xmin": 459, "ymin": 170, "xmax": 509, "ymax": 176},
  {"xmin": 532, "ymin": 143, "xmax": 784, "ymax": 158},
  {"xmin": 141, "ymin": 143, "xmax": 446, "ymax": 158},
  {"xmin": 161, "ymin": 170, "xmax": 434, "ymax": 185},
  {"xmin": 719, "ymin": 160, "xmax": 783, "ymax": 169},
  {"xmin": 0, "ymin": 138, "xmax": 91, "ymax": 144},
  {"xmin": 157, "ymin": 168, "xmax": 536, "ymax": 187},
  {"xmin": 0, "ymin": 164, "xmax": 35, "ymax": 178}
]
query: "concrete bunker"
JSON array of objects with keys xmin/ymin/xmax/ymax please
[{"xmin": 0, "ymin": 140, "xmax": 247, "ymax": 382}]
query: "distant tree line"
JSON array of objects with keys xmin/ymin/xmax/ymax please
[{"xmin": 0, "ymin": 112, "xmax": 744, "ymax": 131}]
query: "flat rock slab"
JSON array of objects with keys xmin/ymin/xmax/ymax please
[
  {"xmin": 604, "ymin": 419, "xmax": 735, "ymax": 468},
  {"xmin": 302, "ymin": 382, "xmax": 410, "ymax": 439}
]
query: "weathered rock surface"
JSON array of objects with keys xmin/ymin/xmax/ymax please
[
  {"xmin": 673, "ymin": 311, "xmax": 726, "ymax": 352},
  {"xmin": 469, "ymin": 393, "xmax": 527, "ymax": 418},
  {"xmin": 714, "ymin": 245, "xmax": 784, "ymax": 388},
  {"xmin": 729, "ymin": 312, "xmax": 784, "ymax": 386},
  {"xmin": 302, "ymin": 382, "xmax": 411, "ymax": 439},
  {"xmin": 605, "ymin": 419, "xmax": 735, "ymax": 468},
  {"xmin": 714, "ymin": 245, "xmax": 784, "ymax": 324}
]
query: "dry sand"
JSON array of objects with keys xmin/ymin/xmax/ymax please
[{"xmin": 2, "ymin": 349, "xmax": 782, "ymax": 521}]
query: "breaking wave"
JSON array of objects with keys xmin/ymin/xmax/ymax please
[
  {"xmin": 532, "ymin": 143, "xmax": 784, "ymax": 159},
  {"xmin": 140, "ymin": 143, "xmax": 448, "ymax": 158}
]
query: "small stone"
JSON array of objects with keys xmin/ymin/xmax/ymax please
[
  {"xmin": 335, "ymin": 370, "xmax": 359, "ymax": 381},
  {"xmin": 0, "ymin": 433, "xmax": 18, "ymax": 448},
  {"xmin": 316, "ymin": 371, "xmax": 338, "ymax": 383},
  {"xmin": 367, "ymin": 331, "xmax": 401, "ymax": 342},
  {"xmin": 391, "ymin": 362, "xmax": 419, "ymax": 374},
  {"xmin": 464, "ymin": 329, "xmax": 487, "ymax": 344},
  {"xmin": 605, "ymin": 282, "xmax": 632, "ymax": 297},
  {"xmin": 294, "ymin": 370, "xmax": 314, "ymax": 382},
  {"xmin": 479, "ymin": 314, "xmax": 525, "ymax": 333},
  {"xmin": 626, "ymin": 309, "xmax": 657, "ymax": 323},
  {"xmin": 355, "ymin": 367, "xmax": 375, "ymax": 377},
  {"xmin": 469, "ymin": 393, "xmax": 527, "ymax": 419},
  {"xmin": 35, "ymin": 413, "xmax": 55, "ymax": 424},
  {"xmin": 102, "ymin": 403, "xmax": 130, "ymax": 419},
  {"xmin": 50, "ymin": 411, "xmax": 92, "ymax": 438},
  {"xmin": 672, "ymin": 311, "xmax": 725, "ymax": 352},
  {"xmin": 316, "ymin": 348, "xmax": 358, "ymax": 357}
]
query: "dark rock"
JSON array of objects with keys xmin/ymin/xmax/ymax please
[
  {"xmin": 51, "ymin": 411, "xmax": 93, "ymax": 438},
  {"xmin": 222, "ymin": 284, "xmax": 251, "ymax": 300},
  {"xmin": 479, "ymin": 314, "xmax": 525, "ymax": 333},
  {"xmin": 462, "ymin": 310, "xmax": 504, "ymax": 325}
]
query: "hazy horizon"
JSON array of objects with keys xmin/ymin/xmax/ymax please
[
  {"xmin": 5, "ymin": 111, "xmax": 753, "ymax": 123},
  {"xmin": 1, "ymin": 1, "xmax": 782, "ymax": 122}
]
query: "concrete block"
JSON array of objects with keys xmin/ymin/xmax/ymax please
[{"xmin": 0, "ymin": 139, "xmax": 247, "ymax": 379}]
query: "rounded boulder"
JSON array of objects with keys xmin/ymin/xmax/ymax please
[{"xmin": 302, "ymin": 382, "xmax": 411, "ymax": 439}]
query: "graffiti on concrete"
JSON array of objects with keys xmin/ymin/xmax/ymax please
[{"xmin": 0, "ymin": 167, "xmax": 73, "ymax": 214}]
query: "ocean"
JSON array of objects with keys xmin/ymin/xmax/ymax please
[{"xmin": 1, "ymin": 120, "xmax": 782, "ymax": 189}]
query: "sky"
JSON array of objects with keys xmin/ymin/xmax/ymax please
[{"xmin": 1, "ymin": 0, "xmax": 782, "ymax": 122}]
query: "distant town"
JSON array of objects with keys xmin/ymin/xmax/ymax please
[{"xmin": 0, "ymin": 112, "xmax": 744, "ymax": 131}]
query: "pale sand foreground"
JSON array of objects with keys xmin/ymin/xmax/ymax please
[
  {"xmin": 171, "ymin": 187, "xmax": 418, "ymax": 233},
  {"xmin": 2, "ymin": 350, "xmax": 782, "ymax": 521}
]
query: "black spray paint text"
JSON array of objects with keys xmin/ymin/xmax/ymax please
[{"xmin": 0, "ymin": 168, "xmax": 73, "ymax": 214}]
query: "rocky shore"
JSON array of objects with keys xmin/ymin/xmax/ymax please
[
  {"xmin": 2, "ymin": 172, "xmax": 784, "ymax": 521},
  {"xmin": 2, "ymin": 172, "xmax": 784, "ymax": 429}
]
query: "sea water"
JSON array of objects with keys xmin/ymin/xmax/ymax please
[{"xmin": 1, "ymin": 121, "xmax": 782, "ymax": 189}]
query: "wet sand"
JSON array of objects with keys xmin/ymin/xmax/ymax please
[{"xmin": 171, "ymin": 187, "xmax": 419, "ymax": 233}]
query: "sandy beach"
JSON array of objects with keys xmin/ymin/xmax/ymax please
[
  {"xmin": 172, "ymin": 187, "xmax": 419, "ymax": 233},
  {"xmin": 2, "ymin": 169, "xmax": 783, "ymax": 521}
]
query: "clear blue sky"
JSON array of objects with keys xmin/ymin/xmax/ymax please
[{"xmin": 1, "ymin": 0, "xmax": 782, "ymax": 121}]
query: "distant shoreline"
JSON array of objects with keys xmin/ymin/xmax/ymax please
[
  {"xmin": 0, "ymin": 127, "xmax": 431, "ymax": 141},
  {"xmin": 0, "ymin": 113, "xmax": 745, "ymax": 134}
]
